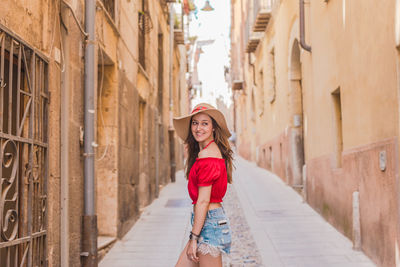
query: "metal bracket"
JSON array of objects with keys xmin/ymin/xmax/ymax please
[{"xmin": 80, "ymin": 252, "xmax": 89, "ymax": 257}]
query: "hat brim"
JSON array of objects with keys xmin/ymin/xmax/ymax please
[{"xmin": 173, "ymin": 109, "xmax": 231, "ymax": 141}]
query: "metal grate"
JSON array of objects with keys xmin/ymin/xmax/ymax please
[{"xmin": 0, "ymin": 25, "xmax": 49, "ymax": 267}]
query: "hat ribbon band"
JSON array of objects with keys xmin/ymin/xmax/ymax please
[{"xmin": 191, "ymin": 106, "xmax": 208, "ymax": 114}]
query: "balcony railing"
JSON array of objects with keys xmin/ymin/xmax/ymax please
[{"xmin": 252, "ymin": 0, "xmax": 273, "ymax": 32}]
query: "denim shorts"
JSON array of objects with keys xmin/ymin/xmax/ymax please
[{"xmin": 191, "ymin": 207, "xmax": 231, "ymax": 256}]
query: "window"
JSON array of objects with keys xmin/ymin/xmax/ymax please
[
  {"xmin": 268, "ymin": 48, "xmax": 276, "ymax": 103},
  {"xmin": 251, "ymin": 89, "xmax": 256, "ymax": 122},
  {"xmin": 258, "ymin": 69, "xmax": 264, "ymax": 115},
  {"xmin": 138, "ymin": 0, "xmax": 153, "ymax": 69},
  {"xmin": 0, "ymin": 29, "xmax": 49, "ymax": 267}
]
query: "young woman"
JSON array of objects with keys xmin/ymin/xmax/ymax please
[{"xmin": 174, "ymin": 103, "xmax": 233, "ymax": 267}]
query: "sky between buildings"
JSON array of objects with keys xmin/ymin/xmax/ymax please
[{"xmin": 189, "ymin": 0, "xmax": 232, "ymax": 107}]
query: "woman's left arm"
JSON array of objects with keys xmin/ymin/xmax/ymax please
[{"xmin": 186, "ymin": 185, "xmax": 212, "ymax": 262}]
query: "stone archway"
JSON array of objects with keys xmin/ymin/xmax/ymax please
[{"xmin": 289, "ymin": 38, "xmax": 305, "ymax": 187}]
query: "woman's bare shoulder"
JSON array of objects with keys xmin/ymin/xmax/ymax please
[{"xmin": 198, "ymin": 143, "xmax": 222, "ymax": 159}]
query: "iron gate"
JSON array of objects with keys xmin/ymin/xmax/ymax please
[{"xmin": 0, "ymin": 26, "xmax": 48, "ymax": 267}]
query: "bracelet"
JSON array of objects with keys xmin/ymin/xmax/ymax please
[
  {"xmin": 191, "ymin": 231, "xmax": 200, "ymax": 237},
  {"xmin": 189, "ymin": 231, "xmax": 200, "ymax": 241}
]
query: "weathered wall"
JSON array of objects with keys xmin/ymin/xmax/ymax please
[
  {"xmin": 231, "ymin": 0, "xmax": 400, "ymax": 266},
  {"xmin": 0, "ymin": 0, "xmax": 190, "ymax": 265},
  {"xmin": 95, "ymin": 4, "xmax": 119, "ymax": 238},
  {"xmin": 117, "ymin": 72, "xmax": 140, "ymax": 238},
  {"xmin": 304, "ymin": 1, "xmax": 398, "ymax": 266},
  {"xmin": 113, "ymin": 0, "xmax": 188, "ymax": 239},
  {"xmin": 256, "ymin": 129, "xmax": 290, "ymax": 184},
  {"xmin": 307, "ymin": 139, "xmax": 398, "ymax": 266},
  {"xmin": 0, "ymin": 0, "xmax": 86, "ymax": 265},
  {"xmin": 66, "ymin": 21, "xmax": 86, "ymax": 267}
]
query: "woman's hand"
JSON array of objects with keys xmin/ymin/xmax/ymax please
[{"xmin": 186, "ymin": 240, "xmax": 199, "ymax": 263}]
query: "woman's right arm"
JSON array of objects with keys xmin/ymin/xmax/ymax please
[{"xmin": 186, "ymin": 185, "xmax": 212, "ymax": 262}]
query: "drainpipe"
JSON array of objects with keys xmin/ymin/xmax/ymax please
[
  {"xmin": 299, "ymin": 0, "xmax": 311, "ymax": 52},
  {"xmin": 395, "ymin": 0, "xmax": 400, "ymax": 259},
  {"xmin": 60, "ymin": 5, "xmax": 70, "ymax": 267},
  {"xmin": 82, "ymin": 0, "xmax": 97, "ymax": 266},
  {"xmin": 169, "ymin": 3, "xmax": 176, "ymax": 182}
]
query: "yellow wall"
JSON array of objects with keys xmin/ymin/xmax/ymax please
[{"xmin": 231, "ymin": 0, "xmax": 400, "ymax": 265}]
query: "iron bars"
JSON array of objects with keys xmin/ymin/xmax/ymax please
[{"xmin": 0, "ymin": 26, "xmax": 49, "ymax": 267}]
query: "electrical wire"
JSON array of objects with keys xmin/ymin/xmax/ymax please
[
  {"xmin": 58, "ymin": 16, "xmax": 66, "ymax": 73},
  {"xmin": 61, "ymin": 0, "xmax": 89, "ymax": 38}
]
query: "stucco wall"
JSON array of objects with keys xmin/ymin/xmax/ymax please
[
  {"xmin": 307, "ymin": 139, "xmax": 398, "ymax": 266},
  {"xmin": 231, "ymin": 0, "xmax": 400, "ymax": 266}
]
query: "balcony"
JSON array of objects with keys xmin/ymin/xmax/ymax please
[
  {"xmin": 252, "ymin": 0, "xmax": 273, "ymax": 32},
  {"xmin": 245, "ymin": 14, "xmax": 262, "ymax": 53},
  {"xmin": 245, "ymin": 35, "xmax": 261, "ymax": 53},
  {"xmin": 244, "ymin": 0, "xmax": 274, "ymax": 53}
]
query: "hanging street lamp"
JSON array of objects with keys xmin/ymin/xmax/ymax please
[{"xmin": 201, "ymin": 0, "xmax": 214, "ymax": 11}]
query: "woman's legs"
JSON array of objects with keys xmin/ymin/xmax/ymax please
[
  {"xmin": 175, "ymin": 241, "xmax": 199, "ymax": 267},
  {"xmin": 198, "ymin": 253, "xmax": 222, "ymax": 267}
]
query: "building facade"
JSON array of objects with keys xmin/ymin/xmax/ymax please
[
  {"xmin": 0, "ymin": 0, "xmax": 189, "ymax": 266},
  {"xmin": 230, "ymin": 0, "xmax": 400, "ymax": 266}
]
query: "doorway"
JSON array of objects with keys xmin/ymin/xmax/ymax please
[{"xmin": 289, "ymin": 39, "xmax": 305, "ymax": 186}]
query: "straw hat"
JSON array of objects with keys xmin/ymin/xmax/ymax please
[{"xmin": 173, "ymin": 103, "xmax": 231, "ymax": 141}]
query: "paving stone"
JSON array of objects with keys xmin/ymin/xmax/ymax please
[{"xmin": 222, "ymin": 184, "xmax": 263, "ymax": 266}]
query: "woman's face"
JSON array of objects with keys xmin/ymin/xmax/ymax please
[{"xmin": 191, "ymin": 113, "xmax": 214, "ymax": 143}]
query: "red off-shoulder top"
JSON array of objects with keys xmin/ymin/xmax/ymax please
[{"xmin": 188, "ymin": 157, "xmax": 227, "ymax": 204}]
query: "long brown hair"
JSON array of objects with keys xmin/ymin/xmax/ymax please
[{"xmin": 185, "ymin": 116, "xmax": 234, "ymax": 183}]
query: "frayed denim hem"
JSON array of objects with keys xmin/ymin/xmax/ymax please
[{"xmin": 197, "ymin": 243, "xmax": 230, "ymax": 257}]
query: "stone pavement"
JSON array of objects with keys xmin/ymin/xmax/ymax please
[
  {"xmin": 99, "ymin": 170, "xmax": 192, "ymax": 267},
  {"xmin": 99, "ymin": 156, "xmax": 376, "ymax": 267},
  {"xmin": 222, "ymin": 184, "xmax": 263, "ymax": 266}
]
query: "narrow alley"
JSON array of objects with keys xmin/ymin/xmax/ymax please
[
  {"xmin": 1, "ymin": 0, "xmax": 399, "ymax": 266},
  {"xmin": 100, "ymin": 156, "xmax": 375, "ymax": 267}
]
